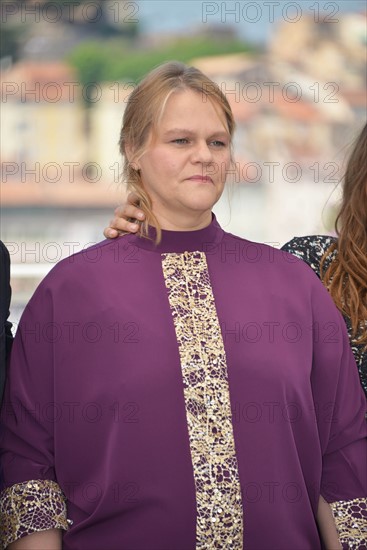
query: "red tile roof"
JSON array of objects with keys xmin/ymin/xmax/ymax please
[{"xmin": 0, "ymin": 61, "xmax": 79, "ymax": 101}]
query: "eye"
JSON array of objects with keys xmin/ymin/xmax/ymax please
[
  {"xmin": 172, "ymin": 138, "xmax": 189, "ymax": 144},
  {"xmin": 211, "ymin": 140, "xmax": 227, "ymax": 147}
]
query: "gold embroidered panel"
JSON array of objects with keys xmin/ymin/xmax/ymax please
[
  {"xmin": 162, "ymin": 251, "xmax": 243, "ymax": 550},
  {"xmin": 330, "ymin": 497, "xmax": 367, "ymax": 549},
  {"xmin": 0, "ymin": 479, "xmax": 69, "ymax": 548}
]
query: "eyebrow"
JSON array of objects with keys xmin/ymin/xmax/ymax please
[{"xmin": 163, "ymin": 128, "xmax": 229, "ymax": 138}]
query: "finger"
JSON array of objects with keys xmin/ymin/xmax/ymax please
[
  {"xmin": 127, "ymin": 191, "xmax": 140, "ymax": 205},
  {"xmin": 109, "ymin": 216, "xmax": 140, "ymax": 233},
  {"xmin": 114, "ymin": 203, "xmax": 145, "ymax": 221},
  {"xmin": 127, "ymin": 193, "xmax": 145, "ymax": 218},
  {"xmin": 103, "ymin": 227, "xmax": 119, "ymax": 239}
]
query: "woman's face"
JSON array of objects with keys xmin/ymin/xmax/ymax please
[{"xmin": 134, "ymin": 89, "xmax": 232, "ymax": 229}]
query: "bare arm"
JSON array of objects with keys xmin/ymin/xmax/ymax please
[
  {"xmin": 8, "ymin": 529, "xmax": 62, "ymax": 550},
  {"xmin": 103, "ymin": 192, "xmax": 145, "ymax": 238},
  {"xmin": 317, "ymin": 495, "xmax": 342, "ymax": 550}
]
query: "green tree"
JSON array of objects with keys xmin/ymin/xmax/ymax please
[
  {"xmin": 68, "ymin": 35, "xmax": 256, "ymax": 104},
  {"xmin": 0, "ymin": 25, "xmax": 25, "ymax": 61}
]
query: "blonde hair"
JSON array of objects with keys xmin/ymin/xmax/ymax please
[{"xmin": 118, "ymin": 61, "xmax": 236, "ymax": 243}]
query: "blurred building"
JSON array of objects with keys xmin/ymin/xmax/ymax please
[
  {"xmin": 0, "ymin": 61, "xmax": 125, "ymax": 206},
  {"xmin": 88, "ymin": 83, "xmax": 131, "ymax": 184},
  {"xmin": 1, "ymin": 0, "xmax": 137, "ymax": 61},
  {"xmin": 1, "ymin": 61, "xmax": 86, "ymax": 166},
  {"xmin": 270, "ymin": 12, "xmax": 366, "ymax": 89}
]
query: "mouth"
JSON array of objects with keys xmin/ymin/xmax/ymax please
[{"xmin": 187, "ymin": 175, "xmax": 214, "ymax": 183}]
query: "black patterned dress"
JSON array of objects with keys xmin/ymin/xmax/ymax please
[{"xmin": 281, "ymin": 235, "xmax": 367, "ymax": 398}]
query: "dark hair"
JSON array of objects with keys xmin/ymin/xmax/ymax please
[{"xmin": 320, "ymin": 123, "xmax": 367, "ymax": 346}]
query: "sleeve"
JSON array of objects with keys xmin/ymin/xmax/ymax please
[
  {"xmin": 310, "ymin": 279, "xmax": 367, "ymax": 549},
  {"xmin": 0, "ymin": 241, "xmax": 13, "ymax": 405},
  {"xmin": 281, "ymin": 235, "xmax": 334, "ymax": 280},
  {"xmin": 5, "ymin": 318, "xmax": 13, "ymax": 372},
  {"xmin": 281, "ymin": 236, "xmax": 318, "ymax": 264},
  {"xmin": 0, "ymin": 280, "xmax": 70, "ymax": 548}
]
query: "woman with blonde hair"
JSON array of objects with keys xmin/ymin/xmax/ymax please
[
  {"xmin": 108, "ymin": 124, "xmax": 367, "ymax": 398},
  {"xmin": 1, "ymin": 62, "xmax": 366, "ymax": 550}
]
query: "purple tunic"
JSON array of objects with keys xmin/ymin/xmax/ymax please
[{"xmin": 1, "ymin": 215, "xmax": 366, "ymax": 549}]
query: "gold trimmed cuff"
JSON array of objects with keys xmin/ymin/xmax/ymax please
[
  {"xmin": 330, "ymin": 497, "xmax": 367, "ymax": 549},
  {"xmin": 0, "ymin": 479, "xmax": 69, "ymax": 548}
]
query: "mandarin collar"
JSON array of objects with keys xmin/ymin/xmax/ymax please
[{"xmin": 130, "ymin": 213, "xmax": 224, "ymax": 253}]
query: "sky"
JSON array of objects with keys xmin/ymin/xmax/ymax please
[{"xmin": 136, "ymin": 0, "xmax": 366, "ymax": 45}]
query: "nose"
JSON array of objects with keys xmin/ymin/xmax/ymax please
[{"xmin": 191, "ymin": 140, "xmax": 213, "ymax": 163}]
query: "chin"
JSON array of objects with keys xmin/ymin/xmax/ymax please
[
  {"xmin": 185, "ymin": 199, "xmax": 218, "ymax": 212},
  {"xmin": 186, "ymin": 190, "xmax": 221, "ymax": 208}
]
